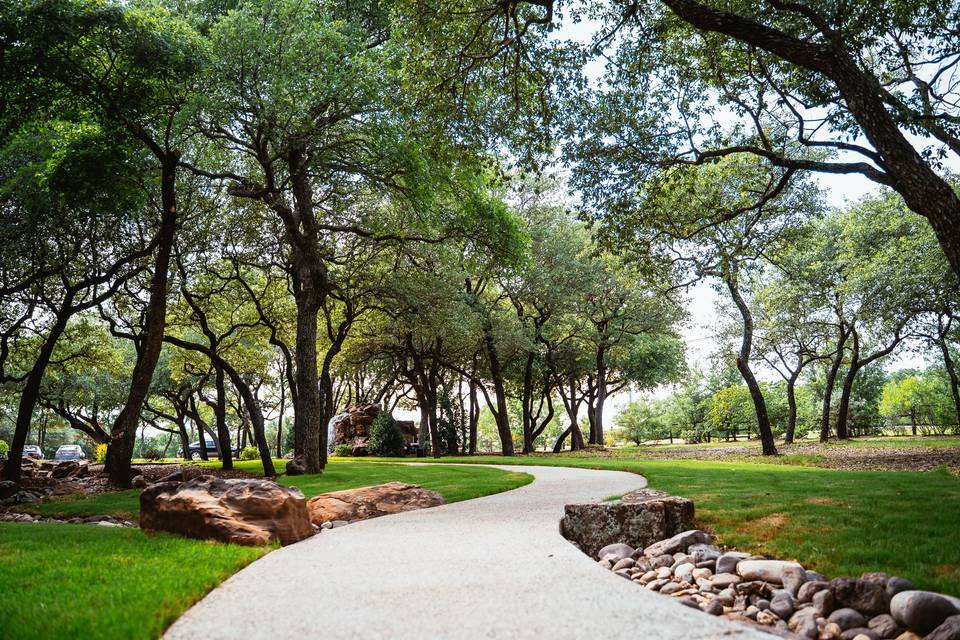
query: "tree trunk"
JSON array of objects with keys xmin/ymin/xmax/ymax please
[
  {"xmin": 521, "ymin": 353, "xmax": 536, "ymax": 454},
  {"xmin": 593, "ymin": 346, "xmax": 608, "ymax": 446},
  {"xmin": 107, "ymin": 158, "xmax": 178, "ymax": 486},
  {"xmin": 212, "ymin": 365, "xmax": 233, "ymax": 469},
  {"xmin": 784, "ymin": 373, "xmax": 799, "ymax": 444},
  {"xmin": 468, "ymin": 375, "xmax": 478, "ymax": 455},
  {"xmin": 726, "ymin": 275, "xmax": 777, "ymax": 455},
  {"xmin": 659, "ymin": 0, "xmax": 960, "ymax": 279},
  {"xmin": 939, "ymin": 337, "xmax": 960, "ymax": 428},
  {"xmin": 482, "ymin": 326, "xmax": 514, "ymax": 455},
  {"xmin": 277, "ymin": 372, "xmax": 286, "ymax": 458},
  {"xmin": 820, "ymin": 327, "xmax": 849, "ymax": 442},
  {"xmin": 292, "ymin": 289, "xmax": 323, "ymax": 473},
  {"xmin": 3, "ymin": 314, "xmax": 70, "ymax": 482},
  {"xmin": 835, "ymin": 331, "xmax": 860, "ymax": 441}
]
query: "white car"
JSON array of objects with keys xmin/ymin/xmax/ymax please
[{"xmin": 54, "ymin": 444, "xmax": 85, "ymax": 461}]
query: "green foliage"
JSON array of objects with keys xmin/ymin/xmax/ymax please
[
  {"xmin": 94, "ymin": 444, "xmax": 107, "ymax": 465},
  {"xmin": 0, "ymin": 439, "xmax": 8, "ymax": 459},
  {"xmin": 614, "ymin": 400, "xmax": 666, "ymax": 445},
  {"xmin": 333, "ymin": 444, "xmax": 352, "ymax": 457},
  {"xmin": 366, "ymin": 411, "xmax": 404, "ymax": 457},
  {"xmin": 238, "ymin": 446, "xmax": 259, "ymax": 461}
]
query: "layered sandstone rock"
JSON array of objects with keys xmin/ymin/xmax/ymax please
[
  {"xmin": 140, "ymin": 476, "xmax": 315, "ymax": 546},
  {"xmin": 306, "ymin": 481, "xmax": 445, "ymax": 524},
  {"xmin": 331, "ymin": 404, "xmax": 418, "ymax": 454}
]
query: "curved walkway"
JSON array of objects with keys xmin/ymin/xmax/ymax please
[{"xmin": 165, "ymin": 464, "xmax": 765, "ymax": 639}]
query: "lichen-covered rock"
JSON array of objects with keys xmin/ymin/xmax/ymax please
[
  {"xmin": 140, "ymin": 476, "xmax": 314, "ymax": 546},
  {"xmin": 559, "ymin": 494, "xmax": 694, "ymax": 559},
  {"xmin": 285, "ymin": 457, "xmax": 306, "ymax": 476},
  {"xmin": 306, "ymin": 481, "xmax": 445, "ymax": 525}
]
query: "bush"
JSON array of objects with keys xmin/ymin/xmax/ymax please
[
  {"xmin": 239, "ymin": 446, "xmax": 259, "ymax": 461},
  {"xmin": 367, "ymin": 410, "xmax": 404, "ymax": 457},
  {"xmin": 94, "ymin": 444, "xmax": 108, "ymax": 464},
  {"xmin": 0, "ymin": 439, "xmax": 8, "ymax": 459},
  {"xmin": 333, "ymin": 443, "xmax": 352, "ymax": 457}
]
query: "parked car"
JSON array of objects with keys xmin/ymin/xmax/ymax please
[
  {"xmin": 179, "ymin": 438, "xmax": 238, "ymax": 460},
  {"xmin": 54, "ymin": 444, "xmax": 85, "ymax": 461},
  {"xmin": 22, "ymin": 445, "xmax": 44, "ymax": 459}
]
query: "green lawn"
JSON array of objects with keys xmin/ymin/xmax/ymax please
[
  {"xmin": 0, "ymin": 522, "xmax": 266, "ymax": 640},
  {"xmin": 24, "ymin": 460, "xmax": 532, "ymax": 519},
  {"xmin": 4, "ymin": 461, "xmax": 530, "ymax": 640},
  {"xmin": 367, "ymin": 454, "xmax": 960, "ymax": 595}
]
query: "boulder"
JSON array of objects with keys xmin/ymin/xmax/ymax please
[
  {"xmin": 131, "ymin": 475, "xmax": 148, "ymax": 489},
  {"xmin": 597, "ymin": 542, "xmax": 635, "ymax": 561},
  {"xmin": 886, "ymin": 577, "xmax": 915, "ymax": 598},
  {"xmin": 867, "ymin": 614, "xmax": 902, "ymax": 638},
  {"xmin": 688, "ymin": 542, "xmax": 721, "ymax": 563},
  {"xmin": 717, "ymin": 551, "xmax": 750, "ymax": 575},
  {"xmin": 711, "ymin": 573, "xmax": 742, "ymax": 589},
  {"xmin": 770, "ymin": 591, "xmax": 796, "ymax": 620},
  {"xmin": 830, "ymin": 577, "xmax": 890, "ymax": 616},
  {"xmin": 560, "ymin": 494, "xmax": 694, "ymax": 559},
  {"xmin": 331, "ymin": 404, "xmax": 418, "ymax": 453},
  {"xmin": 140, "ymin": 476, "xmax": 314, "ymax": 546},
  {"xmin": 925, "ymin": 615, "xmax": 960, "ymax": 640},
  {"xmin": 285, "ymin": 457, "xmax": 306, "ymax": 476},
  {"xmin": 737, "ymin": 559, "xmax": 804, "ymax": 584},
  {"xmin": 0, "ymin": 480, "xmax": 19, "ymax": 499},
  {"xmin": 890, "ymin": 591, "xmax": 960, "ymax": 636},
  {"xmin": 51, "ymin": 460, "xmax": 86, "ymax": 479},
  {"xmin": 829, "ymin": 608, "xmax": 867, "ymax": 631},
  {"xmin": 306, "ymin": 481, "xmax": 445, "ymax": 525},
  {"xmin": 798, "ymin": 581, "xmax": 830, "ymax": 603},
  {"xmin": 783, "ymin": 563, "xmax": 809, "ymax": 595},
  {"xmin": 642, "ymin": 529, "xmax": 710, "ymax": 558}
]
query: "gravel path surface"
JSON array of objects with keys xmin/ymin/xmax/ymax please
[{"xmin": 164, "ymin": 464, "xmax": 765, "ymax": 640}]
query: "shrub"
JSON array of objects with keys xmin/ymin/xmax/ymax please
[
  {"xmin": 239, "ymin": 446, "xmax": 259, "ymax": 461},
  {"xmin": 0, "ymin": 439, "xmax": 8, "ymax": 459},
  {"xmin": 333, "ymin": 443, "xmax": 352, "ymax": 457},
  {"xmin": 367, "ymin": 410, "xmax": 404, "ymax": 457},
  {"xmin": 95, "ymin": 444, "xmax": 108, "ymax": 464}
]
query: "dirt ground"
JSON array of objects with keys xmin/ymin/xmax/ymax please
[{"xmin": 620, "ymin": 441, "xmax": 960, "ymax": 472}]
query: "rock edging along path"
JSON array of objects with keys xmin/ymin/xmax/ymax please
[{"xmin": 164, "ymin": 465, "xmax": 767, "ymax": 640}]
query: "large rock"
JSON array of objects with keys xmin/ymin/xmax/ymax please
[
  {"xmin": 597, "ymin": 543, "xmax": 635, "ymax": 561},
  {"xmin": 642, "ymin": 529, "xmax": 709, "ymax": 557},
  {"xmin": 560, "ymin": 490, "xmax": 694, "ymax": 559},
  {"xmin": 717, "ymin": 551, "xmax": 750, "ymax": 575},
  {"xmin": 51, "ymin": 460, "xmax": 88, "ymax": 479},
  {"xmin": 830, "ymin": 577, "xmax": 890, "ymax": 616},
  {"xmin": 140, "ymin": 476, "xmax": 314, "ymax": 546},
  {"xmin": 828, "ymin": 608, "xmax": 867, "ymax": 631},
  {"xmin": 890, "ymin": 591, "xmax": 960, "ymax": 636},
  {"xmin": 306, "ymin": 481, "xmax": 445, "ymax": 525},
  {"xmin": 331, "ymin": 404, "xmax": 418, "ymax": 453},
  {"xmin": 737, "ymin": 560, "xmax": 803, "ymax": 584},
  {"xmin": 925, "ymin": 615, "xmax": 960, "ymax": 640}
]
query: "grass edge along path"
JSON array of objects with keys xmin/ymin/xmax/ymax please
[
  {"xmin": 2, "ymin": 462, "xmax": 532, "ymax": 640},
  {"xmin": 364, "ymin": 455, "xmax": 960, "ymax": 595},
  {"xmin": 22, "ymin": 460, "xmax": 533, "ymax": 520}
]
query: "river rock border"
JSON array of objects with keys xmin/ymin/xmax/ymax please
[{"xmin": 565, "ymin": 493, "xmax": 960, "ymax": 639}]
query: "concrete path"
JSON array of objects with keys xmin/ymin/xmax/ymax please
[{"xmin": 165, "ymin": 464, "xmax": 765, "ymax": 639}]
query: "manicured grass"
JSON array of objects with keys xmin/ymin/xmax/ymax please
[
  {"xmin": 24, "ymin": 460, "xmax": 531, "ymax": 520},
  {"xmin": 367, "ymin": 454, "xmax": 960, "ymax": 595},
  {"xmin": 0, "ymin": 522, "xmax": 266, "ymax": 640},
  {"xmin": 620, "ymin": 434, "xmax": 960, "ymax": 450},
  {"xmin": 6, "ymin": 460, "xmax": 530, "ymax": 640}
]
